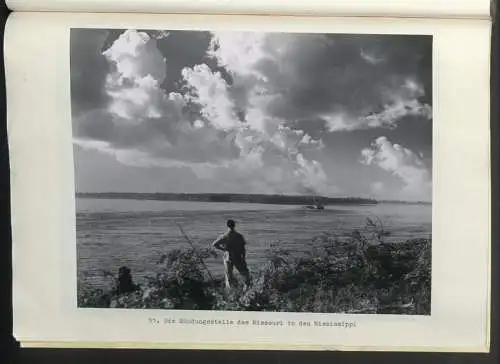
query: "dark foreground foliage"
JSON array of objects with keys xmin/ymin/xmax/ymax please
[{"xmin": 78, "ymin": 219, "xmax": 431, "ymax": 314}]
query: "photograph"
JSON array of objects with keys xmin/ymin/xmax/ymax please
[{"xmin": 71, "ymin": 28, "xmax": 433, "ymax": 315}]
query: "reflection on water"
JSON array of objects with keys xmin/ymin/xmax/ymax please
[{"xmin": 76, "ymin": 198, "xmax": 431, "ymax": 289}]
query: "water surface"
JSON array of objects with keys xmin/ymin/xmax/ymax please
[{"xmin": 76, "ymin": 198, "xmax": 431, "ymax": 289}]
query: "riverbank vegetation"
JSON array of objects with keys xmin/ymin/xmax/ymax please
[{"xmin": 78, "ymin": 218, "xmax": 431, "ymax": 315}]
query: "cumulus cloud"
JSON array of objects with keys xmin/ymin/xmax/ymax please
[
  {"xmin": 182, "ymin": 64, "xmax": 240, "ymax": 131},
  {"xmin": 179, "ymin": 61, "xmax": 335, "ymax": 195},
  {"xmin": 100, "ymin": 30, "xmax": 175, "ymax": 124},
  {"xmin": 360, "ymin": 136, "xmax": 431, "ymax": 201},
  {"xmin": 103, "ymin": 30, "xmax": 167, "ymax": 81},
  {"xmin": 208, "ymin": 32, "xmax": 268, "ymax": 80},
  {"xmin": 75, "ymin": 30, "xmax": 241, "ymax": 168},
  {"xmin": 74, "ymin": 29, "xmax": 336, "ymax": 196}
]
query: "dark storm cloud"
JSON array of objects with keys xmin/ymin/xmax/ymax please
[
  {"xmin": 70, "ymin": 29, "xmax": 112, "ymax": 117},
  {"xmin": 75, "ymin": 107, "xmax": 241, "ymax": 165},
  {"xmin": 310, "ymin": 34, "xmax": 431, "ymax": 109},
  {"xmin": 153, "ymin": 31, "xmax": 214, "ymax": 93},
  {"xmin": 225, "ymin": 33, "xmax": 432, "ymax": 131}
]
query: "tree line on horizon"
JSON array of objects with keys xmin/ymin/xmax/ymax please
[{"xmin": 75, "ymin": 192, "xmax": 431, "ymax": 206}]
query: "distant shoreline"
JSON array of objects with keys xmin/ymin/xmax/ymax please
[{"xmin": 75, "ymin": 192, "xmax": 431, "ymax": 206}]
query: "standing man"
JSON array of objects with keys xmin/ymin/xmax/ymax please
[{"xmin": 212, "ymin": 219, "xmax": 251, "ymax": 290}]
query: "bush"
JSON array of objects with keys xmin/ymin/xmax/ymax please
[{"xmin": 79, "ymin": 219, "xmax": 431, "ymax": 315}]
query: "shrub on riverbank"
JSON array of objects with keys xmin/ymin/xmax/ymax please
[{"xmin": 78, "ymin": 220, "xmax": 431, "ymax": 314}]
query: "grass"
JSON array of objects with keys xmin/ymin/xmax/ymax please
[{"xmin": 78, "ymin": 218, "xmax": 431, "ymax": 315}]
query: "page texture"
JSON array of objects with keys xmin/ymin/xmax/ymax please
[{"xmin": 5, "ymin": 0, "xmax": 493, "ymax": 19}]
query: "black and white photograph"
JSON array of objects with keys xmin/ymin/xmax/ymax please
[{"xmin": 72, "ymin": 28, "xmax": 432, "ymax": 315}]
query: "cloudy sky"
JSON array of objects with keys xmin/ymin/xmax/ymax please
[{"xmin": 71, "ymin": 28, "xmax": 432, "ymax": 202}]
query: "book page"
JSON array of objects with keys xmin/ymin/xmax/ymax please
[
  {"xmin": 5, "ymin": 0, "xmax": 493, "ymax": 19},
  {"xmin": 5, "ymin": 11, "xmax": 491, "ymax": 351}
]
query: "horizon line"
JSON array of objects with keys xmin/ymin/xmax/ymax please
[{"xmin": 75, "ymin": 191, "xmax": 431, "ymax": 204}]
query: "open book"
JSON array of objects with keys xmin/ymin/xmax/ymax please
[{"xmin": 4, "ymin": 0, "xmax": 493, "ymax": 352}]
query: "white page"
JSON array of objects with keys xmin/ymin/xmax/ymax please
[
  {"xmin": 5, "ymin": 11, "xmax": 491, "ymax": 351},
  {"xmin": 5, "ymin": 0, "xmax": 493, "ymax": 19}
]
